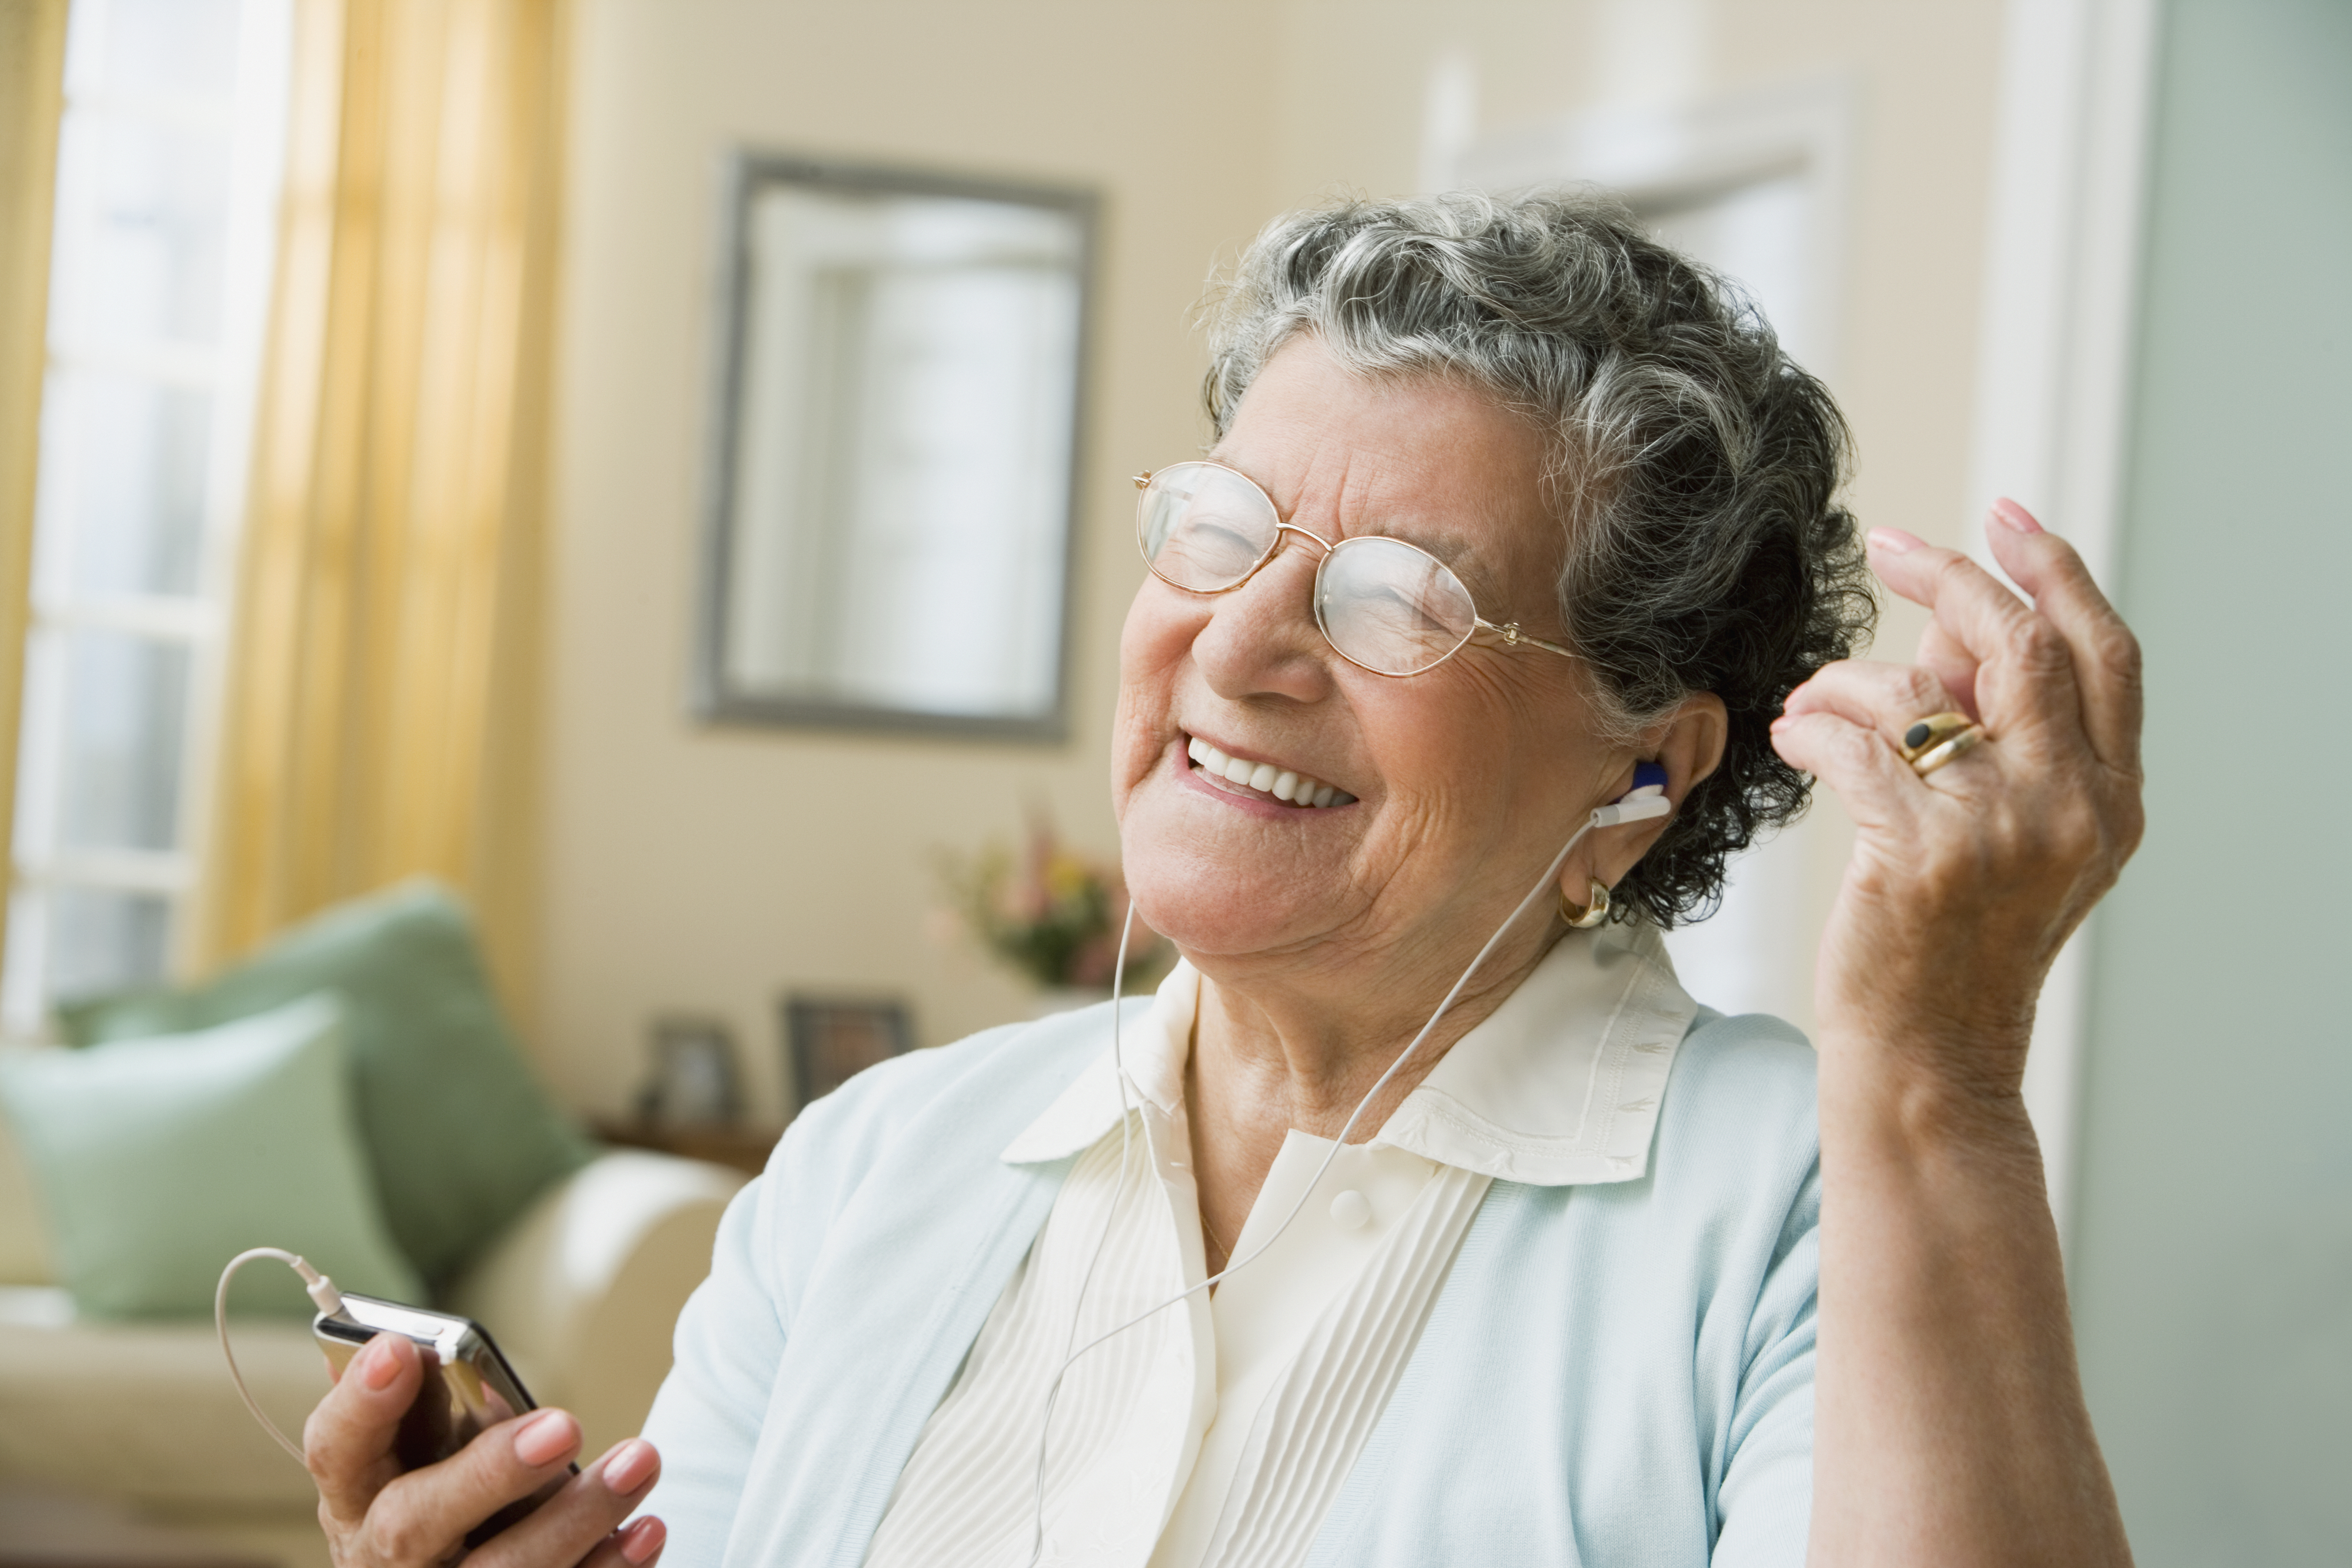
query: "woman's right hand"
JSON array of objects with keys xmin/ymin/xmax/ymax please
[{"xmin": 304, "ymin": 1332, "xmax": 667, "ymax": 1567}]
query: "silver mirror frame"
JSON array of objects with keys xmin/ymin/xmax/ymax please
[{"xmin": 693, "ymin": 150, "xmax": 1099, "ymax": 742}]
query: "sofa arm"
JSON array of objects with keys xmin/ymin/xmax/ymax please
[{"xmin": 443, "ymin": 1150, "xmax": 748, "ymax": 1456}]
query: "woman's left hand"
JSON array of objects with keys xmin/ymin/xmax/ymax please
[
  {"xmin": 1771, "ymin": 498, "xmax": 2144, "ymax": 1102},
  {"xmin": 1775, "ymin": 501, "xmax": 2144, "ymax": 1564}
]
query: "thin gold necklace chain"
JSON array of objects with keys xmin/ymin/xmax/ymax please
[{"xmin": 1199, "ymin": 1207, "xmax": 1234, "ymax": 1267}]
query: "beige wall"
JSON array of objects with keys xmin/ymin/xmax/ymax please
[
  {"xmin": 537, "ymin": 0, "xmax": 2008, "ymax": 1119},
  {"xmin": 540, "ymin": 0, "xmax": 1281, "ymax": 1117}
]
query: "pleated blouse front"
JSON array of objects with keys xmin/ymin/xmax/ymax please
[{"xmin": 862, "ymin": 929, "xmax": 1697, "ymax": 1568}]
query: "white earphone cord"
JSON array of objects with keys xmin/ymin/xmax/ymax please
[
  {"xmin": 1022, "ymin": 899, "xmax": 1145, "ymax": 1561},
  {"xmin": 217, "ymin": 1247, "xmax": 351, "ymax": 1464},
  {"xmin": 1024, "ymin": 802, "xmax": 1648, "ymax": 1563},
  {"xmin": 206, "ymin": 807, "xmax": 1654, "ymax": 1521}
]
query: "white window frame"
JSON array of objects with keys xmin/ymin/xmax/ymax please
[
  {"xmin": 1963, "ymin": 0, "xmax": 2160, "ymax": 1252},
  {"xmin": 3, "ymin": 0, "xmax": 290, "ymax": 1033}
]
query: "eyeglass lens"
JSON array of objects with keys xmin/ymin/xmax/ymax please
[
  {"xmin": 1137, "ymin": 464, "xmax": 1273, "ymax": 588},
  {"xmin": 1313, "ymin": 534, "xmax": 1477, "ymax": 675},
  {"xmin": 1137, "ymin": 463, "xmax": 1481, "ymax": 676}
]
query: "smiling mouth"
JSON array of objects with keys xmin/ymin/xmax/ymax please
[{"xmin": 1185, "ymin": 735, "xmax": 1357, "ymax": 809}]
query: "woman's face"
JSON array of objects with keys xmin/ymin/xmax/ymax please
[{"xmin": 1114, "ymin": 337, "xmax": 1631, "ymax": 971}]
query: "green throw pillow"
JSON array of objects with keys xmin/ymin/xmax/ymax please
[
  {"xmin": 57, "ymin": 881, "xmax": 592, "ymax": 1285},
  {"xmin": 0, "ymin": 993, "xmax": 422, "ymax": 1318}
]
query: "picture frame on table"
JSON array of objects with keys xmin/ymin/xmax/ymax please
[
  {"xmin": 639, "ymin": 1016, "xmax": 746, "ymax": 1127},
  {"xmin": 782, "ymin": 994, "xmax": 915, "ymax": 1115}
]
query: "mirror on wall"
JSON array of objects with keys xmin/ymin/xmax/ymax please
[{"xmin": 697, "ymin": 154, "xmax": 1096, "ymax": 739}]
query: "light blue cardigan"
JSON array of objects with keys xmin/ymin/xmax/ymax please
[{"xmin": 639, "ymin": 1000, "xmax": 1821, "ymax": 1567}]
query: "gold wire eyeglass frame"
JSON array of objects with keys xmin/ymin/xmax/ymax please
[{"xmin": 1132, "ymin": 461, "xmax": 1580, "ymax": 678}]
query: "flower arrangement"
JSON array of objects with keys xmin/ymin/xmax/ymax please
[{"xmin": 937, "ymin": 817, "xmax": 1162, "ymax": 992}]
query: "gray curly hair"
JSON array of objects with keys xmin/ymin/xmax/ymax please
[{"xmin": 1200, "ymin": 189, "xmax": 1876, "ymax": 926}]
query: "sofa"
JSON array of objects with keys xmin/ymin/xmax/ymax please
[
  {"xmin": 0, "ymin": 1103, "xmax": 743, "ymax": 1516},
  {"xmin": 0, "ymin": 883, "xmax": 750, "ymax": 1559}
]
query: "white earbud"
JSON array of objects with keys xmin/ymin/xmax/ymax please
[
  {"xmin": 1590, "ymin": 760, "xmax": 1672, "ymax": 827},
  {"xmin": 1591, "ymin": 794, "xmax": 1672, "ymax": 828}
]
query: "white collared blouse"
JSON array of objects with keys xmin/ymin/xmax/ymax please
[{"xmin": 862, "ymin": 923, "xmax": 1700, "ymax": 1568}]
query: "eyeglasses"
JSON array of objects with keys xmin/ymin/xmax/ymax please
[{"xmin": 1133, "ymin": 461, "xmax": 1579, "ymax": 678}]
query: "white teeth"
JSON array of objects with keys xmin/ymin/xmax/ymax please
[{"xmin": 1186, "ymin": 736, "xmax": 1350, "ymax": 808}]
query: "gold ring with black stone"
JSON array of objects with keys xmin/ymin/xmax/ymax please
[
  {"xmin": 1897, "ymin": 711, "xmax": 1976, "ymax": 762},
  {"xmin": 1909, "ymin": 723, "xmax": 1986, "ymax": 777}
]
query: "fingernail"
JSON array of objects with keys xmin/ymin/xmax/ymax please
[
  {"xmin": 514, "ymin": 1408, "xmax": 578, "ymax": 1468},
  {"xmin": 1989, "ymin": 496, "xmax": 2043, "ymax": 533},
  {"xmin": 360, "ymin": 1334, "xmax": 401, "ymax": 1391},
  {"xmin": 621, "ymin": 1516, "xmax": 667, "ymax": 1565},
  {"xmin": 602, "ymin": 1438, "xmax": 658, "ymax": 1496},
  {"xmin": 1866, "ymin": 527, "xmax": 1922, "ymax": 554}
]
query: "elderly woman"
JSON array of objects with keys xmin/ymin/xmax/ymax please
[{"xmin": 304, "ymin": 192, "xmax": 2141, "ymax": 1568}]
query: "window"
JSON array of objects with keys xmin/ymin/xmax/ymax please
[{"xmin": 3, "ymin": 0, "xmax": 290, "ymax": 1031}]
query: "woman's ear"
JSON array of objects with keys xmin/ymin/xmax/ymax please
[
  {"xmin": 1654, "ymin": 692, "xmax": 1728, "ymax": 798},
  {"xmin": 1583, "ymin": 693, "xmax": 1728, "ymax": 891}
]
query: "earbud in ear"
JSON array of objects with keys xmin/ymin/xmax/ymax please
[
  {"xmin": 1590, "ymin": 760, "xmax": 1673, "ymax": 825},
  {"xmin": 1622, "ymin": 760, "xmax": 1669, "ymax": 801},
  {"xmin": 1591, "ymin": 795, "xmax": 1671, "ymax": 827}
]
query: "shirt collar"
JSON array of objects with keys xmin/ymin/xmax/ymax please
[
  {"xmin": 1002, "ymin": 922, "xmax": 1698, "ymax": 1186},
  {"xmin": 1000, "ymin": 962, "xmax": 1195, "ymax": 1166}
]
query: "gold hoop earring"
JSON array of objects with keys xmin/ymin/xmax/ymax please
[{"xmin": 1559, "ymin": 878, "xmax": 1611, "ymax": 930}]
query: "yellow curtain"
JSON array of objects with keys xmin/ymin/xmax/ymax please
[
  {"xmin": 0, "ymin": 0, "xmax": 70, "ymax": 974},
  {"xmin": 201, "ymin": 0, "xmax": 567, "ymax": 1016}
]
